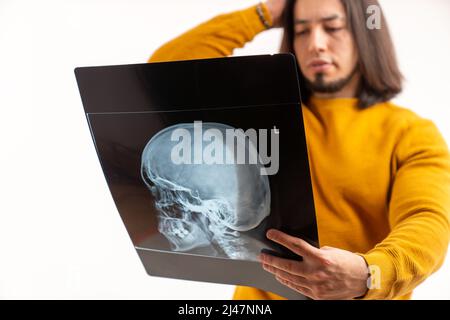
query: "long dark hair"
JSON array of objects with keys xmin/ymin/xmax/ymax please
[{"xmin": 280, "ymin": 0, "xmax": 403, "ymax": 108}]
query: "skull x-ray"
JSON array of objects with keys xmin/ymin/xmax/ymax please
[
  {"xmin": 141, "ymin": 123, "xmax": 271, "ymax": 260},
  {"xmin": 76, "ymin": 55, "xmax": 318, "ymax": 299}
]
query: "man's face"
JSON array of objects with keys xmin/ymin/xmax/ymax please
[{"xmin": 293, "ymin": 0, "xmax": 359, "ymax": 93}]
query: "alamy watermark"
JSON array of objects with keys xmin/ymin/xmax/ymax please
[
  {"xmin": 367, "ymin": 5, "xmax": 382, "ymax": 30},
  {"xmin": 367, "ymin": 264, "xmax": 382, "ymax": 290},
  {"xmin": 169, "ymin": 121, "xmax": 280, "ymax": 176}
]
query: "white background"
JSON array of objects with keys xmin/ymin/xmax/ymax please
[{"xmin": 0, "ymin": 0, "xmax": 449, "ymax": 299}]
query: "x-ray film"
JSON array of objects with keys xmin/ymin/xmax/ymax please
[{"xmin": 75, "ymin": 54, "xmax": 318, "ymax": 299}]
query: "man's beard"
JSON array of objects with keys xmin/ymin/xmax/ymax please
[{"xmin": 304, "ymin": 66, "xmax": 358, "ymax": 94}]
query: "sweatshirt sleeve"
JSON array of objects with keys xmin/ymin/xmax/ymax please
[
  {"xmin": 148, "ymin": 3, "xmax": 273, "ymax": 63},
  {"xmin": 361, "ymin": 117, "xmax": 450, "ymax": 300}
]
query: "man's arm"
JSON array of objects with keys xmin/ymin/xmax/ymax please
[
  {"xmin": 259, "ymin": 117, "xmax": 450, "ymax": 300},
  {"xmin": 360, "ymin": 117, "xmax": 450, "ymax": 299},
  {"xmin": 148, "ymin": 3, "xmax": 274, "ymax": 63}
]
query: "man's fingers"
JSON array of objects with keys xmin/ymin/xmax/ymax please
[
  {"xmin": 259, "ymin": 253, "xmax": 306, "ymax": 276},
  {"xmin": 266, "ymin": 229, "xmax": 322, "ymax": 259},
  {"xmin": 262, "ymin": 263, "xmax": 310, "ymax": 288}
]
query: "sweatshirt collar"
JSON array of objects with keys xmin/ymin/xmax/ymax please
[{"xmin": 307, "ymin": 96, "xmax": 359, "ymax": 109}]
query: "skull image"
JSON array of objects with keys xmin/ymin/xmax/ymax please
[{"xmin": 141, "ymin": 122, "xmax": 271, "ymax": 260}]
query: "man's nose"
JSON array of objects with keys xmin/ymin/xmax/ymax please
[{"xmin": 308, "ymin": 27, "xmax": 328, "ymax": 53}]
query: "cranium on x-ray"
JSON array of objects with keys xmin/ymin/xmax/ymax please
[{"xmin": 140, "ymin": 122, "xmax": 271, "ymax": 260}]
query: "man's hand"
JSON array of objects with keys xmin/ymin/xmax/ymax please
[
  {"xmin": 260, "ymin": 229, "xmax": 369, "ymax": 300},
  {"xmin": 264, "ymin": 0, "xmax": 287, "ymax": 28}
]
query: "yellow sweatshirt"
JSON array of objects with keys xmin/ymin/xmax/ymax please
[{"xmin": 148, "ymin": 4, "xmax": 450, "ymax": 300}]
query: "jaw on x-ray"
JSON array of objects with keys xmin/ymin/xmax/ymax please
[{"xmin": 140, "ymin": 122, "xmax": 272, "ymax": 261}]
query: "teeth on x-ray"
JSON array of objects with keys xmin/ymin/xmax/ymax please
[
  {"xmin": 158, "ymin": 216, "xmax": 211, "ymax": 251},
  {"xmin": 141, "ymin": 123, "xmax": 271, "ymax": 259}
]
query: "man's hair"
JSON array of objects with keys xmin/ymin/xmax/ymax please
[{"xmin": 280, "ymin": 0, "xmax": 403, "ymax": 108}]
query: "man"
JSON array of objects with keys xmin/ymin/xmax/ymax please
[{"xmin": 148, "ymin": 0, "xmax": 450, "ymax": 300}]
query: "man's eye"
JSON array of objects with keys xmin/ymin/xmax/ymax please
[
  {"xmin": 326, "ymin": 27, "xmax": 343, "ymax": 33},
  {"xmin": 295, "ymin": 30, "xmax": 309, "ymax": 36}
]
